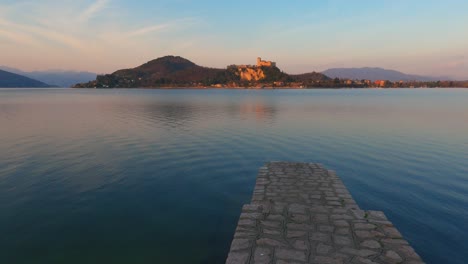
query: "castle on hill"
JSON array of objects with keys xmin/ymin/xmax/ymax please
[
  {"xmin": 225, "ymin": 57, "xmax": 278, "ymax": 82},
  {"xmin": 228, "ymin": 57, "xmax": 276, "ymax": 69},
  {"xmin": 256, "ymin": 57, "xmax": 276, "ymax": 67}
]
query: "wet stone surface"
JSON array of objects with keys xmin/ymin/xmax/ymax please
[{"xmin": 225, "ymin": 162, "xmax": 424, "ymax": 264}]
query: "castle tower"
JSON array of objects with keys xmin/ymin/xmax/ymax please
[{"xmin": 256, "ymin": 57, "xmax": 275, "ymax": 67}]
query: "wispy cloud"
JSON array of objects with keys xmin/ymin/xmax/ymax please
[
  {"xmin": 0, "ymin": 18, "xmax": 85, "ymax": 50},
  {"xmin": 126, "ymin": 17, "xmax": 198, "ymax": 37},
  {"xmin": 79, "ymin": 0, "xmax": 109, "ymax": 22},
  {"xmin": 0, "ymin": 1, "xmax": 204, "ymax": 72},
  {"xmin": 127, "ymin": 24, "xmax": 170, "ymax": 37},
  {"xmin": 0, "ymin": 28, "xmax": 39, "ymax": 46}
]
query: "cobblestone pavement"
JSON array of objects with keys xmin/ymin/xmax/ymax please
[{"xmin": 226, "ymin": 162, "xmax": 424, "ymax": 264}]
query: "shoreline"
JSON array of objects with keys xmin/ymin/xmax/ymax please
[{"xmin": 71, "ymin": 86, "xmax": 467, "ymax": 90}]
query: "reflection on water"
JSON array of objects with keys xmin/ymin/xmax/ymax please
[
  {"xmin": 238, "ymin": 99, "xmax": 277, "ymax": 121},
  {"xmin": 0, "ymin": 88, "xmax": 467, "ymax": 264}
]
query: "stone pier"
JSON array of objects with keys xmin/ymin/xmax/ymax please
[{"xmin": 226, "ymin": 162, "xmax": 424, "ymax": 264}]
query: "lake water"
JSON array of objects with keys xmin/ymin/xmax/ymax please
[{"xmin": 0, "ymin": 88, "xmax": 467, "ymax": 264}]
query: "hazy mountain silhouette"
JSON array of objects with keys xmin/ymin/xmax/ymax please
[
  {"xmin": 0, "ymin": 69, "xmax": 52, "ymax": 88},
  {"xmin": 0, "ymin": 66, "xmax": 96, "ymax": 87},
  {"xmin": 322, "ymin": 67, "xmax": 452, "ymax": 81}
]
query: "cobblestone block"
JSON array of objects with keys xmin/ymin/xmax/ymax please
[{"xmin": 275, "ymin": 248, "xmax": 307, "ymax": 262}]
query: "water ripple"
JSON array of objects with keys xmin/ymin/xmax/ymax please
[{"xmin": 0, "ymin": 88, "xmax": 467, "ymax": 264}]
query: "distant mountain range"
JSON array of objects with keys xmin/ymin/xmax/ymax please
[
  {"xmin": 322, "ymin": 67, "xmax": 453, "ymax": 82},
  {"xmin": 0, "ymin": 66, "xmax": 96, "ymax": 87},
  {"xmin": 0, "ymin": 70, "xmax": 53, "ymax": 88},
  {"xmin": 74, "ymin": 56, "xmax": 330, "ymax": 88}
]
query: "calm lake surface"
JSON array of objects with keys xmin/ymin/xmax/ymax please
[{"xmin": 0, "ymin": 88, "xmax": 467, "ymax": 264}]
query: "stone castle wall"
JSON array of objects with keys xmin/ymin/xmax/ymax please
[{"xmin": 257, "ymin": 57, "xmax": 276, "ymax": 67}]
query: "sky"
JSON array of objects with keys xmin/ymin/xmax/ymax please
[{"xmin": 0, "ymin": 0, "xmax": 467, "ymax": 79}]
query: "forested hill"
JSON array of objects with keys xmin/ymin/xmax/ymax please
[{"xmin": 73, "ymin": 56, "xmax": 329, "ymax": 88}]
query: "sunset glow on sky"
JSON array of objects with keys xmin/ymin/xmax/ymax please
[{"xmin": 0, "ymin": 0, "xmax": 467, "ymax": 78}]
